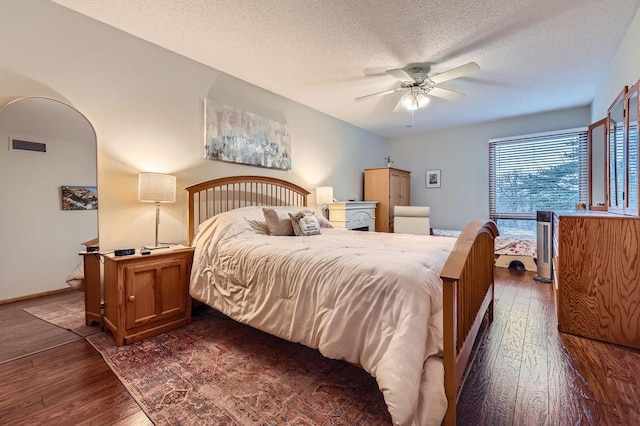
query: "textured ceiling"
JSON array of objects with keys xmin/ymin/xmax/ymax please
[{"xmin": 51, "ymin": 0, "xmax": 640, "ymax": 139}]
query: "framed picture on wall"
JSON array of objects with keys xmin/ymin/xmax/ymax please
[
  {"xmin": 203, "ymin": 101, "xmax": 292, "ymax": 170},
  {"xmin": 61, "ymin": 185, "xmax": 98, "ymax": 210},
  {"xmin": 426, "ymin": 169, "xmax": 441, "ymax": 188}
]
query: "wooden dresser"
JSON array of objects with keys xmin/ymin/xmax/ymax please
[
  {"xmin": 554, "ymin": 212, "xmax": 640, "ymax": 349},
  {"xmin": 103, "ymin": 247, "xmax": 193, "ymax": 346},
  {"xmin": 364, "ymin": 167, "xmax": 410, "ymax": 233}
]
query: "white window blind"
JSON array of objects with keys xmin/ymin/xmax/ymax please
[{"xmin": 489, "ymin": 128, "xmax": 588, "ymax": 235}]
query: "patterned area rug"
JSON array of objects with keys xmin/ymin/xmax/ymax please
[
  {"xmin": 86, "ymin": 312, "xmax": 392, "ymax": 425},
  {"xmin": 23, "ymin": 291, "xmax": 100, "ymax": 337}
]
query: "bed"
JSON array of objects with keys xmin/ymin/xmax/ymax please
[{"xmin": 186, "ymin": 176, "xmax": 497, "ymax": 426}]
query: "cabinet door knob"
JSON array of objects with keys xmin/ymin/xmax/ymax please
[{"xmin": 128, "ymin": 295, "xmax": 135, "ymax": 302}]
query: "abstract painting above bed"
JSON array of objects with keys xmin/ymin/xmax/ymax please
[
  {"xmin": 204, "ymin": 102, "xmax": 291, "ymax": 170},
  {"xmin": 190, "ymin": 206, "xmax": 456, "ymax": 425}
]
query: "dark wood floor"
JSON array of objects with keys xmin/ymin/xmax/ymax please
[
  {"xmin": 0, "ymin": 292, "xmax": 151, "ymax": 425},
  {"xmin": 1, "ymin": 269, "xmax": 639, "ymax": 425},
  {"xmin": 0, "ymin": 292, "xmax": 82, "ymax": 364},
  {"xmin": 458, "ymin": 268, "xmax": 640, "ymax": 425}
]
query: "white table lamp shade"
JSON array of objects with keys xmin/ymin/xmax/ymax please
[
  {"xmin": 138, "ymin": 173, "xmax": 176, "ymax": 203},
  {"xmin": 316, "ymin": 186, "xmax": 334, "ymax": 205},
  {"xmin": 138, "ymin": 172, "xmax": 176, "ymax": 250}
]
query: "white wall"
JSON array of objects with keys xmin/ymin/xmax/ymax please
[
  {"xmin": 0, "ymin": 98, "xmax": 97, "ymax": 300},
  {"xmin": 592, "ymin": 5, "xmax": 640, "ymax": 120},
  {"xmin": 0, "ymin": 0, "xmax": 388, "ymax": 299},
  {"xmin": 389, "ymin": 106, "xmax": 591, "ymax": 230}
]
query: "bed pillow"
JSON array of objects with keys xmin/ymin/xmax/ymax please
[
  {"xmin": 246, "ymin": 219, "xmax": 269, "ymax": 235},
  {"xmin": 316, "ymin": 213, "xmax": 334, "ymax": 229},
  {"xmin": 289, "ymin": 211, "xmax": 321, "ymax": 236},
  {"xmin": 262, "ymin": 207, "xmax": 295, "ymax": 236},
  {"xmin": 66, "ymin": 260, "xmax": 85, "ymax": 290}
]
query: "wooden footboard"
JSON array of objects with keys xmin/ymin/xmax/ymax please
[{"xmin": 441, "ymin": 220, "xmax": 498, "ymax": 426}]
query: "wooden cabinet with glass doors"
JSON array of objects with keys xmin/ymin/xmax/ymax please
[{"xmin": 556, "ymin": 81, "xmax": 640, "ymax": 350}]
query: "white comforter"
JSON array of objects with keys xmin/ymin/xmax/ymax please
[{"xmin": 190, "ymin": 207, "xmax": 456, "ymax": 425}]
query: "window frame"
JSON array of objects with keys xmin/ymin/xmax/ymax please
[{"xmin": 489, "ymin": 127, "xmax": 589, "ymax": 235}]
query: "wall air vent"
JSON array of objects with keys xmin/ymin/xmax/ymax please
[{"xmin": 10, "ymin": 138, "xmax": 46, "ymax": 153}]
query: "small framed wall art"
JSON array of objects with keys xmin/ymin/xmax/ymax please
[
  {"xmin": 61, "ymin": 185, "xmax": 98, "ymax": 210},
  {"xmin": 425, "ymin": 169, "xmax": 441, "ymax": 188}
]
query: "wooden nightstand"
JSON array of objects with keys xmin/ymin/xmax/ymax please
[{"xmin": 103, "ymin": 246, "xmax": 194, "ymax": 346}]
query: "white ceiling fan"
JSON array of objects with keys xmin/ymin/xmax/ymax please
[{"xmin": 356, "ymin": 62, "xmax": 480, "ymax": 112}]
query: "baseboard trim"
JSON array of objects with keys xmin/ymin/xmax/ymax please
[{"xmin": 0, "ymin": 287, "xmax": 75, "ymax": 306}]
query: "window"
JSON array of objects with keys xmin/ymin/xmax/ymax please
[{"xmin": 489, "ymin": 128, "xmax": 588, "ymax": 237}]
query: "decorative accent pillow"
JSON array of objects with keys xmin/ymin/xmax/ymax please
[
  {"xmin": 289, "ymin": 211, "xmax": 321, "ymax": 236},
  {"xmin": 262, "ymin": 207, "xmax": 295, "ymax": 236}
]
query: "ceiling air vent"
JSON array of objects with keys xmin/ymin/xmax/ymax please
[{"xmin": 10, "ymin": 138, "xmax": 46, "ymax": 153}]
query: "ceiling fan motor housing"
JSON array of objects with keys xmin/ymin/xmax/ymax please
[{"xmin": 406, "ymin": 67, "xmax": 425, "ymax": 77}]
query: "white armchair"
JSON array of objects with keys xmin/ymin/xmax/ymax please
[{"xmin": 393, "ymin": 206, "xmax": 431, "ymax": 235}]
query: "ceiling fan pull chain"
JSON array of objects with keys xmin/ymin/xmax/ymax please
[{"xmin": 406, "ymin": 110, "xmax": 414, "ymax": 129}]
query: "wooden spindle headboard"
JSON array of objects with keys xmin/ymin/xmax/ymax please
[{"xmin": 185, "ymin": 175, "xmax": 310, "ymax": 243}]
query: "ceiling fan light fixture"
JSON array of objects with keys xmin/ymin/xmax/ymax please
[
  {"xmin": 416, "ymin": 92, "xmax": 430, "ymax": 108},
  {"xmin": 400, "ymin": 91, "xmax": 429, "ymax": 111},
  {"xmin": 401, "ymin": 93, "xmax": 418, "ymax": 110}
]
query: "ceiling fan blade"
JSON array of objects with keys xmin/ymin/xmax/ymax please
[
  {"xmin": 386, "ymin": 68, "xmax": 415, "ymax": 83},
  {"xmin": 392, "ymin": 96, "xmax": 406, "ymax": 113},
  {"xmin": 428, "ymin": 87, "xmax": 465, "ymax": 101},
  {"xmin": 355, "ymin": 87, "xmax": 405, "ymax": 102},
  {"xmin": 429, "ymin": 62, "xmax": 480, "ymax": 84}
]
